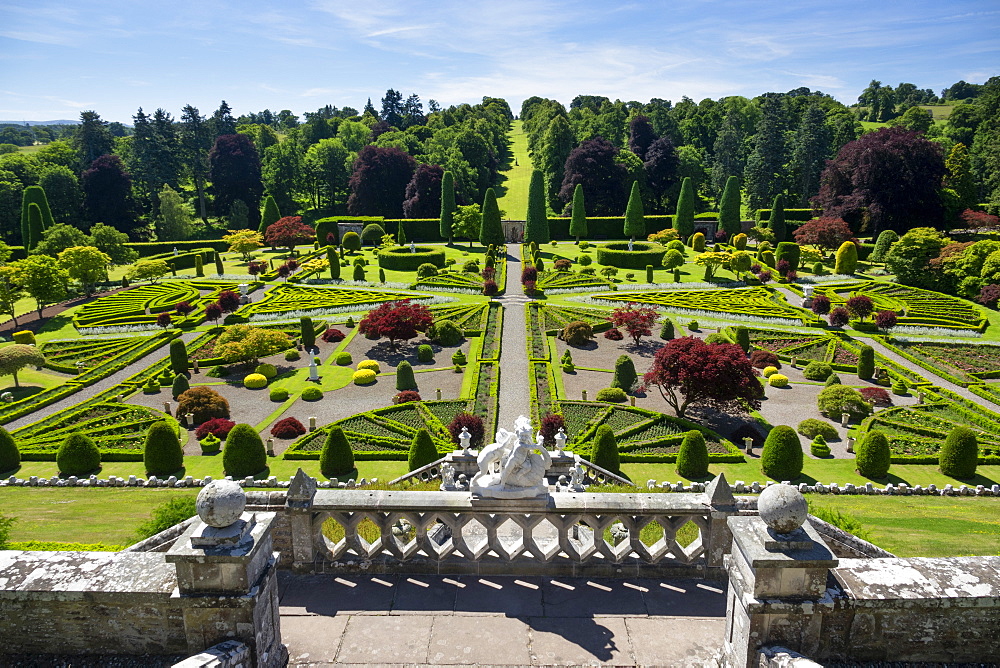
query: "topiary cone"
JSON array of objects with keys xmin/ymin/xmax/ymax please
[
  {"xmin": 590, "ymin": 424, "xmax": 620, "ymax": 475},
  {"xmin": 223, "ymin": 423, "xmax": 267, "ymax": 479},
  {"xmin": 760, "ymin": 425, "xmax": 803, "ymax": 481},
  {"xmin": 408, "ymin": 428, "xmax": 439, "ymax": 472},
  {"xmin": 143, "ymin": 420, "xmax": 183, "ymax": 477},
  {"xmin": 610, "ymin": 354, "xmax": 637, "ymax": 391},
  {"xmin": 320, "ymin": 426, "xmax": 354, "ymax": 478},
  {"xmin": 395, "ymin": 360, "xmax": 416, "ymax": 391},
  {"xmin": 676, "ymin": 430, "xmax": 709, "ymax": 479}
]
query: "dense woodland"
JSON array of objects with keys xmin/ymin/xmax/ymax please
[{"xmin": 0, "ymin": 77, "xmax": 998, "ymax": 252}]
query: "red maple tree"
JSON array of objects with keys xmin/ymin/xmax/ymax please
[
  {"xmin": 358, "ymin": 299, "xmax": 433, "ymax": 350},
  {"xmin": 156, "ymin": 312, "xmax": 172, "ymax": 329},
  {"xmin": 643, "ymin": 336, "xmax": 762, "ymax": 418},
  {"xmin": 609, "ymin": 302, "xmax": 659, "ymax": 344},
  {"xmin": 846, "ymin": 295, "xmax": 874, "ymax": 322},
  {"xmin": 811, "ymin": 294, "xmax": 831, "ymax": 316},
  {"xmin": 217, "ymin": 290, "xmax": 241, "ymax": 313},
  {"xmin": 265, "ymin": 216, "xmax": 315, "ymax": 254},
  {"xmin": 875, "ymin": 310, "xmax": 898, "ymax": 331},
  {"xmin": 793, "ymin": 217, "xmax": 858, "ymax": 250},
  {"xmin": 174, "ymin": 301, "xmax": 195, "ymax": 317},
  {"xmin": 205, "ymin": 302, "xmax": 223, "ymax": 325}
]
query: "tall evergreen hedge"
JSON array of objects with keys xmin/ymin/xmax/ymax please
[
  {"xmin": 569, "ymin": 184, "xmax": 587, "ymax": 242},
  {"xmin": 939, "ymin": 426, "xmax": 978, "ymax": 479},
  {"xmin": 0, "ymin": 426, "xmax": 20, "ymax": 473},
  {"xmin": 524, "ymin": 169, "xmax": 549, "ymax": 244},
  {"xmin": 676, "ymin": 430, "xmax": 709, "ymax": 479},
  {"xmin": 143, "ymin": 420, "xmax": 183, "ymax": 476},
  {"xmin": 760, "ymin": 425, "xmax": 803, "ymax": 481},
  {"xmin": 396, "ymin": 360, "xmax": 416, "ymax": 390},
  {"xmin": 767, "ymin": 194, "xmax": 786, "ymax": 242},
  {"xmin": 674, "ymin": 177, "xmax": 695, "ymax": 238},
  {"xmin": 718, "ymin": 176, "xmax": 741, "ymax": 237},
  {"xmin": 734, "ymin": 326, "xmax": 750, "ymax": 352},
  {"xmin": 610, "ymin": 354, "xmax": 637, "ymax": 391},
  {"xmin": 260, "ymin": 195, "xmax": 281, "ymax": 233},
  {"xmin": 26, "ymin": 203, "xmax": 44, "ymax": 252},
  {"xmin": 57, "ymin": 431, "xmax": 101, "ymax": 477},
  {"xmin": 223, "ymin": 423, "xmax": 267, "ymax": 478},
  {"xmin": 300, "ymin": 316, "xmax": 315, "ymax": 350},
  {"xmin": 440, "ymin": 171, "xmax": 456, "ymax": 244},
  {"xmin": 20, "ymin": 185, "xmax": 54, "ymax": 250},
  {"xmin": 623, "ymin": 181, "xmax": 645, "ymax": 241},
  {"xmin": 480, "ymin": 187, "xmax": 504, "ymax": 246},
  {"xmin": 320, "ymin": 426, "xmax": 354, "ymax": 477},
  {"xmin": 855, "ymin": 430, "xmax": 890, "ymax": 479},
  {"xmin": 590, "ymin": 425, "xmax": 620, "ymax": 474},
  {"xmin": 408, "ymin": 428, "xmax": 439, "ymax": 471},
  {"xmin": 169, "ymin": 339, "xmax": 188, "ymax": 376}
]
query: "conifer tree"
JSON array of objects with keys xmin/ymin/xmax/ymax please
[
  {"xmin": 327, "ymin": 247, "xmax": 340, "ymax": 280},
  {"xmin": 623, "ymin": 181, "xmax": 645, "ymax": 242},
  {"xmin": 673, "ymin": 177, "xmax": 695, "ymax": 238},
  {"xmin": 944, "ymin": 143, "xmax": 977, "ymax": 209},
  {"xmin": 20, "ymin": 185, "xmax": 55, "ymax": 250},
  {"xmin": 767, "ymin": 194, "xmax": 786, "ymax": 242},
  {"xmin": 320, "ymin": 426, "xmax": 354, "ymax": 477},
  {"xmin": 569, "ymin": 184, "xmax": 587, "ymax": 243},
  {"xmin": 676, "ymin": 430, "xmax": 709, "ymax": 478},
  {"xmin": 590, "ymin": 425, "xmax": 621, "ymax": 474},
  {"xmin": 143, "ymin": 420, "xmax": 183, "ymax": 476},
  {"xmin": 524, "ymin": 169, "xmax": 549, "ymax": 244},
  {"xmin": 259, "ymin": 195, "xmax": 281, "ymax": 233},
  {"xmin": 745, "ymin": 97, "xmax": 788, "ymax": 210},
  {"xmin": 718, "ymin": 176, "xmax": 741, "ymax": 238},
  {"xmin": 439, "ymin": 170, "xmax": 456, "ymax": 245},
  {"xmin": 26, "ymin": 203, "xmax": 44, "ymax": 251},
  {"xmin": 169, "ymin": 339, "xmax": 188, "ymax": 376},
  {"xmin": 479, "ymin": 188, "xmax": 504, "ymax": 246},
  {"xmin": 215, "ymin": 251, "xmax": 224, "ymax": 276},
  {"xmin": 408, "ymin": 428, "xmax": 439, "ymax": 471}
]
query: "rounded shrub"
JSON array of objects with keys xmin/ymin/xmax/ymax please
[
  {"xmin": 417, "ymin": 344, "xmax": 434, "ymax": 363},
  {"xmin": 341, "ymin": 231, "xmax": 361, "ymax": 252},
  {"xmin": 353, "ymin": 369, "xmax": 376, "ymax": 385},
  {"xmin": 447, "ymin": 412, "xmax": 485, "ymax": 449},
  {"xmin": 856, "ymin": 344, "xmax": 875, "ymax": 380},
  {"xmin": 270, "ymin": 416, "xmax": 306, "ymax": 439},
  {"xmin": 360, "ymin": 223, "xmax": 386, "ymax": 243},
  {"xmin": 194, "ymin": 418, "xmax": 236, "ymax": 441},
  {"xmin": 176, "ymin": 387, "xmax": 230, "ymax": 423},
  {"xmin": 451, "ymin": 349, "xmax": 467, "ymax": 365},
  {"xmin": 352, "ymin": 264, "xmax": 366, "ymax": 281},
  {"xmin": 666, "ymin": 239, "xmax": 686, "ymax": 253},
  {"xmin": 416, "ymin": 262, "xmax": 439, "ymax": 278},
  {"xmin": 57, "ymin": 432, "xmax": 101, "ymax": 477},
  {"xmin": 0, "ymin": 426, "xmax": 20, "ymax": 473},
  {"xmin": 143, "ymin": 421, "xmax": 183, "ymax": 477},
  {"xmin": 395, "ymin": 360, "xmax": 416, "ymax": 390},
  {"xmin": 301, "ymin": 386, "xmax": 324, "ymax": 401},
  {"xmin": 284, "ymin": 349, "xmax": 301, "ymax": 362},
  {"xmin": 825, "ymin": 373, "xmax": 842, "ymax": 387},
  {"xmin": 199, "ymin": 433, "xmax": 222, "ymax": 453},
  {"xmin": 611, "ymin": 355, "xmax": 637, "ymax": 391},
  {"xmin": 855, "ymin": 430, "xmax": 890, "ymax": 479},
  {"xmin": 659, "ymin": 319, "xmax": 675, "ymax": 340},
  {"xmin": 562, "ymin": 320, "xmax": 594, "ymax": 346},
  {"xmin": 596, "ymin": 241, "xmax": 666, "ymax": 269},
  {"xmin": 428, "ymin": 319, "xmax": 463, "ymax": 346},
  {"xmin": 704, "ymin": 333, "xmax": 729, "ymax": 345},
  {"xmin": 676, "ymin": 430, "xmax": 709, "ymax": 479},
  {"xmin": 762, "ymin": 365, "xmax": 779, "ymax": 378},
  {"xmin": 590, "ymin": 425, "xmax": 621, "ymax": 474},
  {"xmin": 817, "ymin": 385, "xmax": 871, "ymax": 418},
  {"xmin": 320, "ymin": 426, "xmax": 354, "ymax": 477},
  {"xmin": 394, "ymin": 390, "xmax": 421, "ymax": 404},
  {"xmin": 835, "ymin": 241, "xmax": 858, "ymax": 275},
  {"xmin": 892, "ymin": 379, "xmax": 908, "ymax": 396},
  {"xmin": 749, "ymin": 350, "xmax": 780, "ymax": 369},
  {"xmin": 408, "ymin": 428, "xmax": 439, "ymax": 471},
  {"xmin": 604, "ymin": 327, "xmax": 624, "ymax": 341},
  {"xmin": 171, "ymin": 373, "xmax": 190, "ymax": 401},
  {"xmin": 595, "ymin": 387, "xmax": 628, "ymax": 403},
  {"xmin": 223, "ymin": 424, "xmax": 267, "ymax": 478},
  {"xmin": 243, "ymin": 373, "xmax": 268, "ymax": 389},
  {"xmin": 768, "ymin": 373, "xmax": 789, "ymax": 387},
  {"xmin": 269, "ymin": 387, "xmax": 289, "ymax": 402},
  {"xmin": 358, "ymin": 360, "xmax": 380, "ymax": 373},
  {"xmin": 939, "ymin": 426, "xmax": 979, "ymax": 479},
  {"xmin": 797, "ymin": 418, "xmax": 838, "ymax": 440},
  {"xmin": 760, "ymin": 425, "xmax": 803, "ymax": 481},
  {"xmin": 802, "ymin": 361, "xmax": 834, "ymax": 381},
  {"xmin": 691, "ymin": 232, "xmax": 706, "ymax": 252},
  {"xmin": 321, "ymin": 328, "xmax": 346, "ymax": 343},
  {"xmin": 255, "ymin": 363, "xmax": 278, "ymax": 378},
  {"xmin": 578, "ymin": 254, "xmax": 592, "ymax": 266},
  {"xmin": 810, "ymin": 435, "xmax": 831, "ymax": 458},
  {"xmin": 335, "ymin": 351, "xmax": 352, "ymax": 365}
]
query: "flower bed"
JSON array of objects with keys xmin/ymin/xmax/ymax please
[
  {"xmin": 536, "ymin": 271, "xmax": 612, "ymax": 292},
  {"xmin": 40, "ymin": 335, "xmax": 160, "ymax": 374}
]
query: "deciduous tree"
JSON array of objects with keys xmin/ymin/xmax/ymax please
[
  {"xmin": 57, "ymin": 246, "xmax": 110, "ymax": 295},
  {"xmin": 223, "ymin": 229, "xmax": 264, "ymax": 261},
  {"xmin": 11, "ymin": 255, "xmax": 67, "ymax": 314},
  {"xmin": 265, "ymin": 216, "xmax": 314, "ymax": 255},
  {"xmin": 358, "ymin": 299, "xmax": 433, "ymax": 350},
  {"xmin": 403, "ymin": 163, "xmax": 443, "ymax": 219},
  {"xmin": 209, "ymin": 134, "xmax": 263, "ymax": 227},
  {"xmin": 81, "ymin": 154, "xmax": 136, "ymax": 235},
  {"xmin": 793, "ymin": 217, "xmax": 857, "ymax": 250},
  {"xmin": 558, "ymin": 136, "xmax": 626, "ymax": 216},
  {"xmin": 346, "ymin": 145, "xmax": 416, "ymax": 218},
  {"xmin": 0, "ymin": 344, "xmax": 45, "ymax": 387},
  {"xmin": 609, "ymin": 302, "xmax": 659, "ymax": 344}
]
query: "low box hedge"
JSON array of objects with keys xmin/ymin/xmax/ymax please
[
  {"xmin": 376, "ymin": 245, "xmax": 447, "ymax": 271},
  {"xmin": 596, "ymin": 242, "xmax": 666, "ymax": 269}
]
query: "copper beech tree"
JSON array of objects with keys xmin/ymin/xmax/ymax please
[
  {"xmin": 642, "ymin": 337, "xmax": 762, "ymax": 418},
  {"xmin": 358, "ymin": 299, "xmax": 433, "ymax": 350},
  {"xmin": 265, "ymin": 216, "xmax": 315, "ymax": 255}
]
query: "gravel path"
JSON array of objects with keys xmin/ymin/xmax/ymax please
[
  {"xmin": 495, "ymin": 244, "xmax": 532, "ymax": 429},
  {"xmin": 5, "ymin": 331, "xmax": 202, "ymax": 431}
]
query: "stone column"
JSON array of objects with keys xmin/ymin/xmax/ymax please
[
  {"xmin": 721, "ymin": 484, "xmax": 839, "ymax": 668},
  {"xmin": 165, "ymin": 480, "xmax": 288, "ymax": 668},
  {"xmin": 285, "ymin": 468, "xmax": 318, "ymax": 573}
]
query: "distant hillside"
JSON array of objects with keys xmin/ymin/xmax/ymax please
[{"xmin": 0, "ymin": 120, "xmax": 79, "ymax": 126}]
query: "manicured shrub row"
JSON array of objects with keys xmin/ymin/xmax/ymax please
[
  {"xmin": 596, "ymin": 242, "xmax": 667, "ymax": 269},
  {"xmin": 377, "ymin": 246, "xmax": 447, "ymax": 271},
  {"xmin": 142, "ymin": 248, "xmax": 216, "ymax": 272},
  {"xmin": 40, "ymin": 336, "xmax": 155, "ymax": 374},
  {"xmin": 536, "ymin": 271, "xmax": 612, "ymax": 292},
  {"xmin": 283, "ymin": 400, "xmax": 471, "ymax": 460},
  {"xmin": 600, "ymin": 287, "xmax": 817, "ymax": 325},
  {"xmin": 238, "ymin": 284, "xmax": 419, "ymax": 318},
  {"xmin": 880, "ymin": 338, "xmax": 1000, "ymax": 387},
  {"xmin": 257, "ymin": 248, "xmax": 326, "ymax": 281},
  {"xmin": 545, "ymin": 215, "xmax": 676, "ymax": 240},
  {"xmin": 742, "ymin": 328, "xmax": 860, "ymax": 371},
  {"xmin": 414, "ymin": 271, "xmax": 484, "ymax": 290},
  {"xmin": 537, "ymin": 304, "xmax": 614, "ymax": 335},
  {"xmin": 427, "ymin": 303, "xmax": 490, "ymax": 332}
]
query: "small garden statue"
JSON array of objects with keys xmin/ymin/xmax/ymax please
[
  {"xmin": 470, "ymin": 415, "xmax": 552, "ymax": 499},
  {"xmin": 308, "ymin": 355, "xmax": 319, "ymax": 382},
  {"xmin": 440, "ymin": 462, "xmax": 456, "ymax": 491},
  {"xmin": 568, "ymin": 458, "xmax": 586, "ymax": 491},
  {"xmin": 409, "ymin": 241, "xmax": 416, "ymax": 253}
]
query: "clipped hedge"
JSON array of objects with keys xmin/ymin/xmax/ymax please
[
  {"xmin": 377, "ymin": 246, "xmax": 447, "ymax": 271},
  {"xmin": 547, "ymin": 215, "xmax": 675, "ymax": 240},
  {"xmin": 596, "ymin": 242, "xmax": 666, "ymax": 269}
]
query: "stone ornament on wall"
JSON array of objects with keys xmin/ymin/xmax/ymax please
[{"xmin": 470, "ymin": 415, "xmax": 552, "ymax": 499}]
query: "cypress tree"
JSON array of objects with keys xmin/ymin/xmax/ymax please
[
  {"xmin": 397, "ymin": 221, "xmax": 407, "ymax": 245},
  {"xmin": 939, "ymin": 425, "xmax": 979, "ymax": 479},
  {"xmin": 440, "ymin": 170, "xmax": 456, "ymax": 245},
  {"xmin": 0, "ymin": 426, "xmax": 20, "ymax": 474},
  {"xmin": 396, "ymin": 360, "xmax": 416, "ymax": 390},
  {"xmin": 320, "ymin": 426, "xmax": 354, "ymax": 477},
  {"xmin": 569, "ymin": 184, "xmax": 587, "ymax": 243},
  {"xmin": 300, "ymin": 316, "xmax": 315, "ymax": 350},
  {"xmin": 20, "ymin": 185, "xmax": 55, "ymax": 249},
  {"xmin": 610, "ymin": 354, "xmax": 637, "ymax": 390},
  {"xmin": 143, "ymin": 421, "xmax": 183, "ymax": 476},
  {"xmin": 673, "ymin": 177, "xmax": 695, "ymax": 238},
  {"xmin": 676, "ymin": 430, "xmax": 709, "ymax": 479},
  {"xmin": 56, "ymin": 432, "xmax": 101, "ymax": 477},
  {"xmin": 718, "ymin": 176, "xmax": 741, "ymax": 238},
  {"xmin": 857, "ymin": 344, "xmax": 875, "ymax": 380},
  {"xmin": 195, "ymin": 254, "xmax": 204, "ymax": 277},
  {"xmin": 26, "ymin": 203, "xmax": 44, "ymax": 251},
  {"xmin": 767, "ymin": 194, "xmax": 786, "ymax": 242},
  {"xmin": 479, "ymin": 187, "xmax": 504, "ymax": 246},
  {"xmin": 408, "ymin": 428, "xmax": 439, "ymax": 471},
  {"xmin": 855, "ymin": 430, "xmax": 890, "ymax": 479},
  {"xmin": 215, "ymin": 251, "xmax": 224, "ymax": 276},
  {"xmin": 223, "ymin": 424, "xmax": 267, "ymax": 478},
  {"xmin": 590, "ymin": 425, "xmax": 620, "ymax": 474},
  {"xmin": 171, "ymin": 373, "xmax": 190, "ymax": 400},
  {"xmin": 524, "ymin": 169, "xmax": 549, "ymax": 244},
  {"xmin": 260, "ymin": 195, "xmax": 281, "ymax": 233},
  {"xmin": 760, "ymin": 425, "xmax": 803, "ymax": 481},
  {"xmin": 169, "ymin": 339, "xmax": 188, "ymax": 376},
  {"xmin": 623, "ymin": 181, "xmax": 645, "ymax": 242},
  {"xmin": 327, "ymin": 247, "xmax": 340, "ymax": 280}
]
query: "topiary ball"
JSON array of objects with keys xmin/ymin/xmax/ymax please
[
  {"xmin": 562, "ymin": 320, "xmax": 594, "ymax": 346},
  {"xmin": 269, "ymin": 387, "xmax": 289, "ymax": 402},
  {"xmin": 255, "ymin": 363, "xmax": 278, "ymax": 378},
  {"xmin": 768, "ymin": 374, "xmax": 789, "ymax": 387},
  {"xmin": 57, "ymin": 431, "xmax": 101, "ymax": 477},
  {"xmin": 760, "ymin": 425, "xmax": 803, "ymax": 482},
  {"xmin": 357, "ymin": 360, "xmax": 380, "ymax": 373},
  {"xmin": 428, "ymin": 319, "xmax": 463, "ymax": 346},
  {"xmin": 284, "ymin": 349, "xmax": 301, "ymax": 362},
  {"xmin": 762, "ymin": 366, "xmax": 779, "ymax": 378},
  {"xmin": 335, "ymin": 351, "xmax": 352, "ymax": 365},
  {"xmin": 301, "ymin": 386, "xmax": 324, "ymax": 401},
  {"xmin": 417, "ymin": 344, "xmax": 434, "ymax": 363},
  {"xmin": 353, "ymin": 369, "xmax": 377, "ymax": 385},
  {"xmin": 243, "ymin": 373, "xmax": 268, "ymax": 389},
  {"xmin": 802, "ymin": 361, "xmax": 833, "ymax": 381}
]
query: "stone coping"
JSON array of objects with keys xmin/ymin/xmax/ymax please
[
  {"xmin": 833, "ymin": 555, "xmax": 1000, "ymax": 602},
  {"xmin": 0, "ymin": 550, "xmax": 176, "ymax": 594}
]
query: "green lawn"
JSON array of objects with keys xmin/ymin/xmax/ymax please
[{"xmin": 495, "ymin": 120, "xmax": 532, "ymax": 220}]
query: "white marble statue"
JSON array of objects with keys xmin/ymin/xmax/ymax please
[
  {"xmin": 441, "ymin": 462, "xmax": 455, "ymax": 489},
  {"xmin": 470, "ymin": 415, "xmax": 551, "ymax": 499}
]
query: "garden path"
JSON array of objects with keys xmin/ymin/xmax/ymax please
[
  {"xmin": 495, "ymin": 243, "xmax": 532, "ymax": 429},
  {"xmin": 771, "ymin": 285, "xmax": 803, "ymax": 307},
  {"xmin": 865, "ymin": 338, "xmax": 1000, "ymax": 413},
  {"xmin": 3, "ymin": 331, "xmax": 203, "ymax": 431}
]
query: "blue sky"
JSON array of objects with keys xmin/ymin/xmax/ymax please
[{"xmin": 1, "ymin": 0, "xmax": 997, "ymax": 123}]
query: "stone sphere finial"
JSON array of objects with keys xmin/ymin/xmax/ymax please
[
  {"xmin": 196, "ymin": 479, "xmax": 246, "ymax": 528},
  {"xmin": 758, "ymin": 483, "xmax": 808, "ymax": 534}
]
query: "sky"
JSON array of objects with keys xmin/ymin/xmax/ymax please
[{"xmin": 0, "ymin": 0, "xmax": 998, "ymax": 123}]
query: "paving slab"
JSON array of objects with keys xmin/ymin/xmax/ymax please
[
  {"xmin": 625, "ymin": 616, "xmax": 726, "ymax": 667},
  {"xmin": 528, "ymin": 615, "xmax": 633, "ymax": 665},
  {"xmin": 427, "ymin": 614, "xmax": 532, "ymax": 665},
  {"xmin": 281, "ymin": 573, "xmax": 398, "ymax": 615},
  {"xmin": 454, "ymin": 576, "xmax": 545, "ymax": 617},
  {"xmin": 336, "ymin": 615, "xmax": 433, "ymax": 664},
  {"xmin": 541, "ymin": 577, "xmax": 648, "ymax": 617},
  {"xmin": 283, "ymin": 614, "xmax": 349, "ymax": 664}
]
